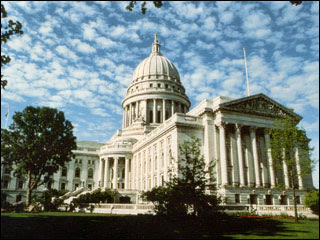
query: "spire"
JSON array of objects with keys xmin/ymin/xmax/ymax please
[{"xmin": 151, "ymin": 33, "xmax": 161, "ymax": 55}]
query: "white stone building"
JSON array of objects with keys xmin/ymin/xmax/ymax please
[{"xmin": 1, "ymin": 36, "xmax": 314, "ymax": 214}]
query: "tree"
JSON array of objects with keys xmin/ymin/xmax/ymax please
[
  {"xmin": 270, "ymin": 116, "xmax": 315, "ymax": 223},
  {"xmin": 304, "ymin": 189, "xmax": 319, "ymax": 215},
  {"xmin": 126, "ymin": 1, "xmax": 162, "ymax": 14},
  {"xmin": 1, "ymin": 106, "xmax": 77, "ymax": 207},
  {"xmin": 142, "ymin": 136, "xmax": 219, "ymax": 217},
  {"xmin": 1, "ymin": 3, "xmax": 23, "ymax": 89}
]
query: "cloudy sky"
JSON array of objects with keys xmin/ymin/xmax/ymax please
[{"xmin": 1, "ymin": 1, "xmax": 319, "ymax": 188}]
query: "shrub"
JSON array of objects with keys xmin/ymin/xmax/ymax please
[
  {"xmin": 304, "ymin": 189, "xmax": 319, "ymax": 215},
  {"xmin": 72, "ymin": 189, "xmax": 115, "ymax": 208},
  {"xmin": 33, "ymin": 189, "xmax": 68, "ymax": 211}
]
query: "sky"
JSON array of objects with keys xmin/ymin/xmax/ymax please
[{"xmin": 1, "ymin": 1, "xmax": 319, "ymax": 188}]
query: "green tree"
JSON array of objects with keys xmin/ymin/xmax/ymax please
[
  {"xmin": 1, "ymin": 106, "xmax": 77, "ymax": 207},
  {"xmin": 32, "ymin": 189, "xmax": 68, "ymax": 211},
  {"xmin": 270, "ymin": 116, "xmax": 315, "ymax": 223},
  {"xmin": 142, "ymin": 136, "xmax": 219, "ymax": 217},
  {"xmin": 1, "ymin": 3, "xmax": 23, "ymax": 89},
  {"xmin": 304, "ymin": 189, "xmax": 319, "ymax": 215}
]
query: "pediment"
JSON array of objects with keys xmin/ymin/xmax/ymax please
[{"xmin": 219, "ymin": 93, "xmax": 302, "ymax": 121}]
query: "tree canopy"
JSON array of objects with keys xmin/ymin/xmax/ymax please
[
  {"xmin": 1, "ymin": 3, "xmax": 23, "ymax": 89},
  {"xmin": 270, "ymin": 116, "xmax": 315, "ymax": 222},
  {"xmin": 142, "ymin": 136, "xmax": 219, "ymax": 217},
  {"xmin": 1, "ymin": 106, "xmax": 77, "ymax": 206}
]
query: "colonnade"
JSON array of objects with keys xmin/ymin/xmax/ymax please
[
  {"xmin": 99, "ymin": 157, "xmax": 131, "ymax": 190},
  {"xmin": 122, "ymin": 99, "xmax": 188, "ymax": 128},
  {"xmin": 215, "ymin": 122, "xmax": 304, "ymax": 190}
]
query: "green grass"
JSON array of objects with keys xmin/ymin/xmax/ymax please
[{"xmin": 1, "ymin": 212, "xmax": 319, "ymax": 239}]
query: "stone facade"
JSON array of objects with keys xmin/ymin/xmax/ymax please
[{"xmin": 1, "ymin": 36, "xmax": 314, "ymax": 213}]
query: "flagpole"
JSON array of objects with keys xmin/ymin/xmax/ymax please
[{"xmin": 243, "ymin": 48, "xmax": 250, "ymax": 97}]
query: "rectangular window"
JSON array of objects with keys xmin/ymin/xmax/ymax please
[
  {"xmin": 61, "ymin": 183, "xmax": 66, "ymax": 190},
  {"xmin": 265, "ymin": 195, "xmax": 272, "ymax": 205},
  {"xmin": 235, "ymin": 194, "xmax": 240, "ymax": 204},
  {"xmin": 18, "ymin": 181, "xmax": 24, "ymax": 189},
  {"xmin": 296, "ymin": 196, "xmax": 301, "ymax": 205},
  {"xmin": 16, "ymin": 195, "xmax": 22, "ymax": 202},
  {"xmin": 2, "ymin": 180, "xmax": 9, "ymax": 189}
]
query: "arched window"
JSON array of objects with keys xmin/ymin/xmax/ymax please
[
  {"xmin": 88, "ymin": 168, "xmax": 93, "ymax": 179},
  {"xmin": 75, "ymin": 167, "xmax": 81, "ymax": 178},
  {"xmin": 62, "ymin": 167, "xmax": 67, "ymax": 177}
]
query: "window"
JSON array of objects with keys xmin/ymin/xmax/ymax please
[
  {"xmin": 88, "ymin": 184, "xmax": 92, "ymax": 190},
  {"xmin": 16, "ymin": 194, "xmax": 22, "ymax": 202},
  {"xmin": 280, "ymin": 195, "xmax": 287, "ymax": 205},
  {"xmin": 122, "ymin": 168, "xmax": 125, "ymax": 179},
  {"xmin": 149, "ymin": 110, "xmax": 153, "ymax": 123},
  {"xmin": 165, "ymin": 84, "xmax": 168, "ymax": 88},
  {"xmin": 75, "ymin": 168, "xmax": 81, "ymax": 178},
  {"xmin": 88, "ymin": 168, "xmax": 93, "ymax": 179},
  {"xmin": 61, "ymin": 183, "xmax": 66, "ymax": 190},
  {"xmin": 62, "ymin": 167, "xmax": 67, "ymax": 177},
  {"xmin": 157, "ymin": 83, "xmax": 161, "ymax": 88},
  {"xmin": 18, "ymin": 181, "xmax": 24, "ymax": 189},
  {"xmin": 249, "ymin": 194, "xmax": 258, "ymax": 205},
  {"xmin": 235, "ymin": 194, "xmax": 240, "ymax": 203},
  {"xmin": 4, "ymin": 167, "xmax": 10, "ymax": 174},
  {"xmin": 2, "ymin": 180, "xmax": 9, "ymax": 189},
  {"xmin": 47, "ymin": 181, "xmax": 52, "ymax": 189},
  {"xmin": 265, "ymin": 195, "xmax": 272, "ymax": 205},
  {"xmin": 150, "ymin": 83, "xmax": 153, "ymax": 88},
  {"xmin": 296, "ymin": 196, "xmax": 301, "ymax": 205}
]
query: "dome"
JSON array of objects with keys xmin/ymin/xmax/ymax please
[{"xmin": 131, "ymin": 35, "xmax": 180, "ymax": 83}]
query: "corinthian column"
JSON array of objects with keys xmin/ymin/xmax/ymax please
[
  {"xmin": 105, "ymin": 158, "xmax": 110, "ymax": 188},
  {"xmin": 264, "ymin": 129, "xmax": 276, "ymax": 188},
  {"xmin": 219, "ymin": 122, "xmax": 228, "ymax": 186},
  {"xmin": 236, "ymin": 124, "xmax": 245, "ymax": 187},
  {"xmin": 295, "ymin": 147, "xmax": 304, "ymax": 190},
  {"xmin": 113, "ymin": 157, "xmax": 118, "ymax": 189},
  {"xmin": 250, "ymin": 126, "xmax": 261, "ymax": 187},
  {"xmin": 125, "ymin": 158, "xmax": 129, "ymax": 189}
]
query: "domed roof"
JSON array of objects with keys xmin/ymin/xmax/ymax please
[{"xmin": 131, "ymin": 34, "xmax": 180, "ymax": 83}]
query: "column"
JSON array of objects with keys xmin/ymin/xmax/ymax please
[
  {"xmin": 153, "ymin": 99, "xmax": 156, "ymax": 123},
  {"xmin": 99, "ymin": 158, "xmax": 104, "ymax": 188},
  {"xmin": 122, "ymin": 110, "xmax": 125, "ymax": 129},
  {"xmin": 140, "ymin": 154, "xmax": 143, "ymax": 190},
  {"xmin": 235, "ymin": 124, "xmax": 245, "ymax": 187},
  {"xmin": 113, "ymin": 157, "xmax": 118, "ymax": 189},
  {"xmin": 128, "ymin": 104, "xmax": 131, "ymax": 126},
  {"xmin": 213, "ymin": 124, "xmax": 220, "ymax": 185},
  {"xmin": 295, "ymin": 147, "xmax": 304, "ymax": 190},
  {"xmin": 144, "ymin": 100, "xmax": 148, "ymax": 124},
  {"xmin": 204, "ymin": 116, "xmax": 213, "ymax": 183},
  {"xmin": 282, "ymin": 151, "xmax": 290, "ymax": 189},
  {"xmin": 164, "ymin": 138, "xmax": 168, "ymax": 182},
  {"xmin": 146, "ymin": 152, "xmax": 149, "ymax": 190},
  {"xmin": 157, "ymin": 142, "xmax": 161, "ymax": 186},
  {"xmin": 151, "ymin": 146, "xmax": 154, "ymax": 188},
  {"xmin": 231, "ymin": 128, "xmax": 239, "ymax": 186},
  {"xmin": 171, "ymin": 100, "xmax": 175, "ymax": 116},
  {"xmin": 125, "ymin": 158, "xmax": 129, "ymax": 189},
  {"xmin": 163, "ymin": 99, "xmax": 166, "ymax": 122},
  {"xmin": 264, "ymin": 129, "xmax": 276, "ymax": 188},
  {"xmin": 250, "ymin": 126, "xmax": 261, "ymax": 187},
  {"xmin": 219, "ymin": 123, "xmax": 228, "ymax": 186},
  {"xmin": 105, "ymin": 158, "xmax": 110, "ymax": 188}
]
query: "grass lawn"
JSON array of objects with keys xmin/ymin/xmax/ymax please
[{"xmin": 1, "ymin": 212, "xmax": 319, "ymax": 239}]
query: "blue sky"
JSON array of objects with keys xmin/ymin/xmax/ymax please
[{"xmin": 1, "ymin": 1, "xmax": 319, "ymax": 188}]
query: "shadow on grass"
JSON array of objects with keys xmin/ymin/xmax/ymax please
[{"xmin": 1, "ymin": 213, "xmax": 316, "ymax": 239}]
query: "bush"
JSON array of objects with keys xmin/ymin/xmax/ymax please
[
  {"xmin": 72, "ymin": 189, "xmax": 115, "ymax": 208},
  {"xmin": 32, "ymin": 189, "xmax": 68, "ymax": 211},
  {"xmin": 304, "ymin": 189, "xmax": 319, "ymax": 215}
]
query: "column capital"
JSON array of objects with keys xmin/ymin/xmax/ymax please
[
  {"xmin": 217, "ymin": 121, "xmax": 227, "ymax": 128},
  {"xmin": 263, "ymin": 128, "xmax": 271, "ymax": 135},
  {"xmin": 235, "ymin": 123, "xmax": 243, "ymax": 131},
  {"xmin": 249, "ymin": 126, "xmax": 257, "ymax": 133}
]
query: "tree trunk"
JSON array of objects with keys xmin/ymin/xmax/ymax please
[
  {"xmin": 291, "ymin": 175, "xmax": 298, "ymax": 223},
  {"xmin": 26, "ymin": 171, "xmax": 33, "ymax": 207}
]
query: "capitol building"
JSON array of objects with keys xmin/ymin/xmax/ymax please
[{"xmin": 2, "ymin": 36, "xmax": 314, "ymax": 214}]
